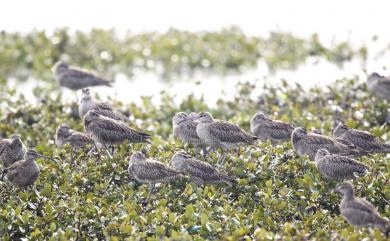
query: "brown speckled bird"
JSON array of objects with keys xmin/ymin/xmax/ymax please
[
  {"xmin": 172, "ymin": 112, "xmax": 208, "ymax": 158},
  {"xmin": 79, "ymin": 88, "xmax": 128, "ymax": 121},
  {"xmin": 84, "ymin": 110, "xmax": 151, "ymax": 158},
  {"xmin": 292, "ymin": 127, "xmax": 367, "ymax": 161},
  {"xmin": 128, "ymin": 152, "xmax": 184, "ymax": 200},
  {"xmin": 55, "ymin": 124, "xmax": 94, "ymax": 150},
  {"xmin": 333, "ymin": 182, "xmax": 389, "ymax": 236},
  {"xmin": 333, "ymin": 123, "xmax": 390, "ymax": 153},
  {"xmin": 250, "ymin": 113, "xmax": 293, "ymax": 144},
  {"xmin": 2, "ymin": 150, "xmax": 51, "ymax": 188},
  {"xmin": 193, "ymin": 112, "xmax": 259, "ymax": 166},
  {"xmin": 53, "ymin": 61, "xmax": 112, "ymax": 92},
  {"xmin": 0, "ymin": 134, "xmax": 26, "ymax": 168},
  {"xmin": 314, "ymin": 149, "xmax": 369, "ymax": 181},
  {"xmin": 171, "ymin": 151, "xmax": 235, "ymax": 186}
]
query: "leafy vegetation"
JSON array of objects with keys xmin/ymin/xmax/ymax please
[
  {"xmin": 0, "ymin": 76, "xmax": 388, "ymax": 240},
  {"xmin": 0, "ymin": 27, "xmax": 367, "ymax": 83}
]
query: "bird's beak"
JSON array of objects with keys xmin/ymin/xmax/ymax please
[{"xmin": 37, "ymin": 154, "xmax": 55, "ymax": 161}]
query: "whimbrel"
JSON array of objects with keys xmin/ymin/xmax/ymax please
[
  {"xmin": 314, "ymin": 149, "xmax": 369, "ymax": 181},
  {"xmin": 52, "ymin": 61, "xmax": 113, "ymax": 100},
  {"xmin": 332, "ymin": 182, "xmax": 389, "ymax": 236},
  {"xmin": 83, "ymin": 110, "xmax": 151, "ymax": 158},
  {"xmin": 172, "ymin": 112, "xmax": 208, "ymax": 159},
  {"xmin": 250, "ymin": 113, "xmax": 293, "ymax": 144},
  {"xmin": 0, "ymin": 134, "xmax": 26, "ymax": 168},
  {"xmin": 128, "ymin": 152, "xmax": 184, "ymax": 200},
  {"xmin": 1, "ymin": 150, "xmax": 51, "ymax": 188},
  {"xmin": 79, "ymin": 88, "xmax": 128, "ymax": 121},
  {"xmin": 333, "ymin": 123, "xmax": 390, "ymax": 153},
  {"xmin": 367, "ymin": 72, "xmax": 390, "ymax": 102},
  {"xmin": 55, "ymin": 124, "xmax": 94, "ymax": 150},
  {"xmin": 192, "ymin": 112, "xmax": 259, "ymax": 166},
  {"xmin": 291, "ymin": 127, "xmax": 367, "ymax": 161},
  {"xmin": 171, "ymin": 151, "xmax": 235, "ymax": 186}
]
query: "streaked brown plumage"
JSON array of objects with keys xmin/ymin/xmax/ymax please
[
  {"xmin": 333, "ymin": 123, "xmax": 390, "ymax": 153},
  {"xmin": 55, "ymin": 124, "xmax": 94, "ymax": 149},
  {"xmin": 314, "ymin": 149, "xmax": 369, "ymax": 181},
  {"xmin": 53, "ymin": 61, "xmax": 113, "ymax": 91},
  {"xmin": 128, "ymin": 152, "xmax": 184, "ymax": 200},
  {"xmin": 79, "ymin": 88, "xmax": 128, "ymax": 121},
  {"xmin": 0, "ymin": 134, "xmax": 26, "ymax": 167},
  {"xmin": 250, "ymin": 113, "xmax": 293, "ymax": 144},
  {"xmin": 193, "ymin": 112, "xmax": 259, "ymax": 165},
  {"xmin": 292, "ymin": 127, "xmax": 367, "ymax": 161},
  {"xmin": 83, "ymin": 110, "xmax": 150, "ymax": 157},
  {"xmin": 333, "ymin": 182, "xmax": 389, "ymax": 236},
  {"xmin": 172, "ymin": 112, "xmax": 208, "ymax": 158},
  {"xmin": 171, "ymin": 151, "xmax": 235, "ymax": 186},
  {"xmin": 2, "ymin": 149, "xmax": 51, "ymax": 188}
]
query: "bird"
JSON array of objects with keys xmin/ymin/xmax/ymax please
[
  {"xmin": 172, "ymin": 112, "xmax": 208, "ymax": 159},
  {"xmin": 55, "ymin": 124, "xmax": 94, "ymax": 150},
  {"xmin": 192, "ymin": 112, "xmax": 259, "ymax": 166},
  {"xmin": 128, "ymin": 152, "xmax": 184, "ymax": 201},
  {"xmin": 333, "ymin": 123, "xmax": 390, "ymax": 153},
  {"xmin": 1, "ymin": 149, "xmax": 51, "ymax": 188},
  {"xmin": 171, "ymin": 151, "xmax": 236, "ymax": 186},
  {"xmin": 366, "ymin": 72, "xmax": 390, "ymax": 102},
  {"xmin": 79, "ymin": 88, "xmax": 128, "ymax": 121},
  {"xmin": 250, "ymin": 113, "xmax": 293, "ymax": 144},
  {"xmin": 314, "ymin": 149, "xmax": 369, "ymax": 181},
  {"xmin": 52, "ymin": 61, "xmax": 113, "ymax": 100},
  {"xmin": 0, "ymin": 134, "xmax": 26, "ymax": 168},
  {"xmin": 332, "ymin": 182, "xmax": 389, "ymax": 236},
  {"xmin": 291, "ymin": 127, "xmax": 367, "ymax": 161},
  {"xmin": 83, "ymin": 110, "xmax": 151, "ymax": 158}
]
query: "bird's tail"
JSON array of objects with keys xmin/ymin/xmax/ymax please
[
  {"xmin": 219, "ymin": 173, "xmax": 238, "ymax": 187},
  {"xmin": 382, "ymin": 143, "xmax": 390, "ymax": 153},
  {"xmin": 377, "ymin": 218, "xmax": 390, "ymax": 237},
  {"xmin": 138, "ymin": 132, "xmax": 152, "ymax": 144}
]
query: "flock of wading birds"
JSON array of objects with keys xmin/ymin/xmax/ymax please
[{"xmin": 0, "ymin": 62, "xmax": 389, "ymax": 236}]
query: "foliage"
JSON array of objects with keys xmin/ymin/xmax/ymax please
[
  {"xmin": 0, "ymin": 76, "xmax": 389, "ymax": 240},
  {"xmin": 0, "ymin": 27, "xmax": 366, "ymax": 83}
]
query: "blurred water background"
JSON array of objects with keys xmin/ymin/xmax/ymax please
[{"xmin": 2, "ymin": 0, "xmax": 390, "ymax": 105}]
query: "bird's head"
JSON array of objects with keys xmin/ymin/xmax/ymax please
[
  {"xmin": 172, "ymin": 112, "xmax": 189, "ymax": 126},
  {"xmin": 333, "ymin": 122, "xmax": 349, "ymax": 137},
  {"xmin": 52, "ymin": 61, "xmax": 69, "ymax": 74}
]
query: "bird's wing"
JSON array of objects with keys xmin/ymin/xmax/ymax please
[
  {"xmin": 344, "ymin": 198, "xmax": 379, "ymax": 215},
  {"xmin": 323, "ymin": 155, "xmax": 368, "ymax": 174},
  {"xmin": 183, "ymin": 159, "xmax": 216, "ymax": 177},
  {"xmin": 176, "ymin": 121, "xmax": 199, "ymax": 139},
  {"xmin": 132, "ymin": 161, "xmax": 181, "ymax": 181},
  {"xmin": 350, "ymin": 130, "xmax": 378, "ymax": 142},
  {"xmin": 263, "ymin": 121, "xmax": 293, "ymax": 139},
  {"xmin": 209, "ymin": 121, "xmax": 256, "ymax": 143},
  {"xmin": 89, "ymin": 117, "xmax": 149, "ymax": 143},
  {"xmin": 95, "ymin": 102, "xmax": 113, "ymax": 111},
  {"xmin": 65, "ymin": 68, "xmax": 111, "ymax": 86},
  {"xmin": 68, "ymin": 133, "xmax": 93, "ymax": 146}
]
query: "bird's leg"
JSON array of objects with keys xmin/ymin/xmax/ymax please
[
  {"xmin": 195, "ymin": 147, "xmax": 200, "ymax": 159},
  {"xmin": 87, "ymin": 144, "xmax": 97, "ymax": 156},
  {"xmin": 74, "ymin": 91, "xmax": 79, "ymax": 103},
  {"xmin": 147, "ymin": 183, "xmax": 155, "ymax": 201},
  {"xmin": 236, "ymin": 147, "xmax": 241, "ymax": 156},
  {"xmin": 202, "ymin": 147, "xmax": 208, "ymax": 160},
  {"xmin": 111, "ymin": 146, "xmax": 115, "ymax": 155},
  {"xmin": 104, "ymin": 145, "xmax": 113, "ymax": 159},
  {"xmin": 218, "ymin": 149, "xmax": 227, "ymax": 167}
]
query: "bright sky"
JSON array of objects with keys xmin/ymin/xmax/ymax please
[{"xmin": 3, "ymin": 0, "xmax": 390, "ymax": 44}]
